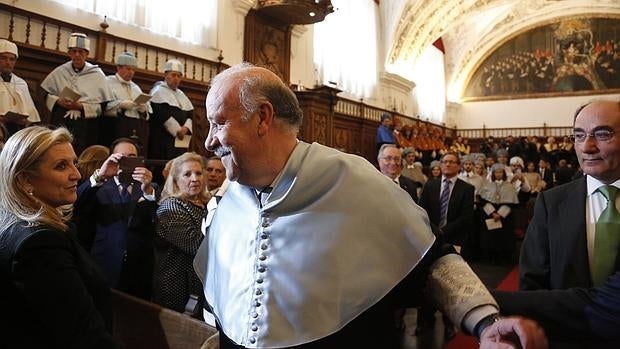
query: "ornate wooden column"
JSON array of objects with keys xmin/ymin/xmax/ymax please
[{"xmin": 294, "ymin": 85, "xmax": 340, "ymax": 147}]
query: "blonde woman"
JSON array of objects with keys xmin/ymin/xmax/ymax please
[
  {"xmin": 0, "ymin": 126, "xmax": 120, "ymax": 348},
  {"xmin": 152, "ymin": 152, "xmax": 208, "ymax": 315}
]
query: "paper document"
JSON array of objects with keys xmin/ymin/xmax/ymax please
[
  {"xmin": 174, "ymin": 135, "xmax": 191, "ymax": 148},
  {"xmin": 485, "ymin": 218, "xmax": 503, "ymax": 230},
  {"xmin": 59, "ymin": 86, "xmax": 81, "ymax": 101},
  {"xmin": 133, "ymin": 93, "xmax": 151, "ymax": 104}
]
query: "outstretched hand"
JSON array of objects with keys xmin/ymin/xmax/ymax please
[{"xmin": 480, "ymin": 316, "xmax": 548, "ymax": 349}]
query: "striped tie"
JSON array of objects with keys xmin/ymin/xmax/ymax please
[{"xmin": 439, "ymin": 179, "xmax": 451, "ymax": 227}]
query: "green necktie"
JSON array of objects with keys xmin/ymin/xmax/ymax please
[{"xmin": 593, "ymin": 185, "xmax": 620, "ymax": 287}]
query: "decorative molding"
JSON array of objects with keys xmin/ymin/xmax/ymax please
[
  {"xmin": 379, "ymin": 71, "xmax": 416, "ymax": 94},
  {"xmin": 232, "ymin": 0, "xmax": 256, "ymax": 16},
  {"xmin": 291, "ymin": 24, "xmax": 308, "ymax": 38}
]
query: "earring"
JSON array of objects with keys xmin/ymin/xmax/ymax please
[{"xmin": 28, "ymin": 191, "xmax": 34, "ymax": 196}]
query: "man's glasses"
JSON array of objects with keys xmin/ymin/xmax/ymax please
[
  {"xmin": 380, "ymin": 156, "xmax": 401, "ymax": 163},
  {"xmin": 571, "ymin": 129, "xmax": 615, "ymax": 143}
]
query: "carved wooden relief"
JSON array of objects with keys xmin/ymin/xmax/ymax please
[{"xmin": 244, "ymin": 9, "xmax": 291, "ymax": 83}]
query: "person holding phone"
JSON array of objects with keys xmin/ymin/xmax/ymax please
[{"xmin": 73, "ymin": 137, "xmax": 158, "ymax": 299}]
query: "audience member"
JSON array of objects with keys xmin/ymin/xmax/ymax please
[
  {"xmin": 76, "ymin": 145, "xmax": 110, "ymax": 185},
  {"xmin": 153, "ymin": 152, "xmax": 208, "ymax": 316},
  {"xmin": 73, "ymin": 137, "xmax": 157, "ymax": 299},
  {"xmin": 378, "ymin": 144, "xmax": 421, "ymax": 202},
  {"xmin": 376, "ymin": 112, "xmax": 396, "ymax": 151},
  {"xmin": 40, "ymin": 33, "xmax": 112, "ymax": 155},
  {"xmin": 0, "ymin": 39, "xmax": 40, "ymax": 136},
  {"xmin": 0, "ymin": 126, "xmax": 121, "ymax": 348},
  {"xmin": 148, "ymin": 59, "xmax": 194, "ymax": 159},
  {"xmin": 401, "ymin": 147, "xmax": 427, "ymax": 186},
  {"xmin": 103, "ymin": 52, "xmax": 151, "ymax": 149},
  {"xmin": 524, "ymin": 160, "xmax": 545, "ymax": 195},
  {"xmin": 521, "ymin": 99, "xmax": 620, "ymax": 292},
  {"xmin": 429, "ymin": 160, "xmax": 442, "ymax": 180},
  {"xmin": 416, "ymin": 151, "xmax": 475, "ymax": 338},
  {"xmin": 479, "ymin": 163, "xmax": 519, "ymax": 264},
  {"xmin": 192, "ymin": 63, "xmax": 536, "ymax": 348},
  {"xmin": 553, "ymin": 158, "xmax": 576, "ymax": 185},
  {"xmin": 205, "ymin": 156, "xmax": 227, "ymax": 195},
  {"xmin": 537, "ymin": 157, "xmax": 554, "ymax": 190}
]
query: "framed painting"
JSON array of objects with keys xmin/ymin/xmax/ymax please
[{"xmin": 464, "ymin": 16, "xmax": 620, "ymax": 101}]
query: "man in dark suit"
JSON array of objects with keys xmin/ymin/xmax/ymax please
[
  {"xmin": 377, "ymin": 144, "xmax": 421, "ymax": 202},
  {"xmin": 74, "ymin": 137, "xmax": 158, "ymax": 299},
  {"xmin": 493, "ymin": 270, "xmax": 620, "ymax": 343},
  {"xmin": 416, "ymin": 151, "xmax": 475, "ymax": 338},
  {"xmin": 519, "ymin": 99, "xmax": 620, "ymax": 347}
]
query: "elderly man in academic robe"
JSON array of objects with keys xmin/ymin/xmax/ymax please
[
  {"xmin": 41, "ymin": 32, "xmax": 112, "ymax": 155},
  {"xmin": 148, "ymin": 59, "xmax": 194, "ymax": 160},
  {"xmin": 0, "ymin": 39, "xmax": 40, "ymax": 136},
  {"xmin": 103, "ymin": 52, "xmax": 152, "ymax": 150},
  {"xmin": 193, "ymin": 63, "xmax": 546, "ymax": 349}
]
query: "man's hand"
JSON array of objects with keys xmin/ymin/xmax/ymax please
[
  {"xmin": 132, "ymin": 167, "xmax": 154, "ymax": 195},
  {"xmin": 99, "ymin": 153, "xmax": 124, "ymax": 180},
  {"xmin": 119, "ymin": 100, "xmax": 136, "ymax": 110},
  {"xmin": 177, "ymin": 126, "xmax": 189, "ymax": 140},
  {"xmin": 480, "ymin": 316, "xmax": 548, "ymax": 349}
]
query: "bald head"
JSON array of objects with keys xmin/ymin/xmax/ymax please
[
  {"xmin": 204, "ymin": 63, "xmax": 302, "ymax": 188},
  {"xmin": 209, "ymin": 63, "xmax": 302, "ymax": 132}
]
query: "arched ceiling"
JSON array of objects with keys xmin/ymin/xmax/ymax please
[{"xmin": 385, "ymin": 0, "xmax": 620, "ymax": 102}]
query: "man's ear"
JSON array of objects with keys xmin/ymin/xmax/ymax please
[{"xmin": 257, "ymin": 101, "xmax": 275, "ymax": 137}]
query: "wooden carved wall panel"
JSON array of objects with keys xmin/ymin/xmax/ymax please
[
  {"xmin": 313, "ymin": 113, "xmax": 328, "ymax": 145},
  {"xmin": 333, "ymin": 127, "xmax": 351, "ymax": 152},
  {"xmin": 244, "ymin": 9, "xmax": 291, "ymax": 83}
]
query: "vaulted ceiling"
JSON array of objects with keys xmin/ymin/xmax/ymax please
[{"xmin": 384, "ymin": 0, "xmax": 620, "ymax": 101}]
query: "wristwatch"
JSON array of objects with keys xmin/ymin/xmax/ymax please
[
  {"xmin": 92, "ymin": 168, "xmax": 106, "ymax": 184},
  {"xmin": 475, "ymin": 313, "xmax": 501, "ymax": 339}
]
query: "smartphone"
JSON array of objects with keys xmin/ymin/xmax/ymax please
[{"xmin": 118, "ymin": 156, "xmax": 145, "ymax": 185}]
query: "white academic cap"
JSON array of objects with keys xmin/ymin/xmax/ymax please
[
  {"xmin": 163, "ymin": 59, "xmax": 184, "ymax": 75},
  {"xmin": 116, "ymin": 52, "xmax": 137, "ymax": 67},
  {"xmin": 68, "ymin": 33, "xmax": 90, "ymax": 51},
  {"xmin": 0, "ymin": 39, "xmax": 18, "ymax": 58}
]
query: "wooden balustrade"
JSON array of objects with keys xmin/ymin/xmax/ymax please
[{"xmin": 1, "ymin": 3, "xmax": 571, "ymax": 164}]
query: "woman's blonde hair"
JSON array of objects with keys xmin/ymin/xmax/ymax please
[
  {"xmin": 0, "ymin": 126, "xmax": 74, "ymax": 232},
  {"xmin": 160, "ymin": 152, "xmax": 209, "ymax": 203},
  {"xmin": 77, "ymin": 145, "xmax": 110, "ymax": 181}
]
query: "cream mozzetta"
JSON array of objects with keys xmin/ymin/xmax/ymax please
[{"xmin": 201, "ymin": 141, "xmax": 436, "ymax": 348}]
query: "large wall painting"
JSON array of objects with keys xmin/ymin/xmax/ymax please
[{"xmin": 464, "ymin": 16, "xmax": 620, "ymax": 100}]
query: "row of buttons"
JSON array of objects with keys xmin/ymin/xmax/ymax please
[{"xmin": 248, "ymin": 216, "xmax": 272, "ymax": 345}]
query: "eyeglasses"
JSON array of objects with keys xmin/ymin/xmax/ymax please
[
  {"xmin": 380, "ymin": 156, "xmax": 402, "ymax": 163},
  {"xmin": 571, "ymin": 129, "xmax": 616, "ymax": 143}
]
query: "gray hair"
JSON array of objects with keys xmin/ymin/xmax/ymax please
[
  {"xmin": 377, "ymin": 143, "xmax": 398, "ymax": 161},
  {"xmin": 211, "ymin": 63, "xmax": 303, "ymax": 132}
]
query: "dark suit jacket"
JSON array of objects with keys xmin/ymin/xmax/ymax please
[
  {"xmin": 0, "ymin": 221, "xmax": 121, "ymax": 348},
  {"xmin": 74, "ymin": 178, "xmax": 157, "ymax": 294},
  {"xmin": 520, "ymin": 177, "xmax": 592, "ymax": 290},
  {"xmin": 418, "ymin": 177, "xmax": 475, "ymax": 246},
  {"xmin": 539, "ymin": 168, "xmax": 554, "ymax": 190},
  {"xmin": 493, "ymin": 271, "xmax": 620, "ymax": 345},
  {"xmin": 397, "ymin": 175, "xmax": 421, "ymax": 203}
]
